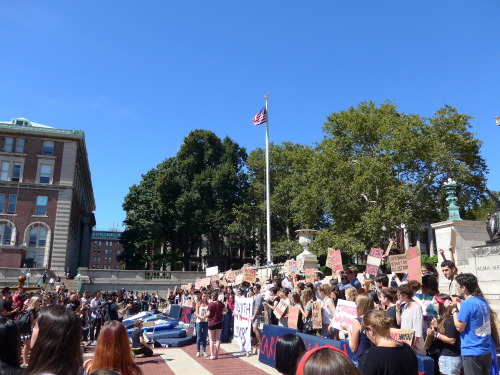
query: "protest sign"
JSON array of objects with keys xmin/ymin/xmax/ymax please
[
  {"xmin": 181, "ymin": 284, "xmax": 189, "ymax": 291},
  {"xmin": 273, "ymin": 299, "xmax": 289, "ymax": 320},
  {"xmin": 234, "ymin": 297, "xmax": 253, "ymax": 352},
  {"xmin": 366, "ymin": 248, "xmax": 384, "ymax": 276},
  {"xmin": 211, "ymin": 275, "xmax": 218, "ymax": 289},
  {"xmin": 287, "ymin": 305, "xmax": 300, "ymax": 330},
  {"xmin": 234, "ymin": 273, "xmax": 244, "ymax": 285},
  {"xmin": 406, "ymin": 246, "xmax": 422, "ymax": 283},
  {"xmin": 326, "ymin": 248, "xmax": 343, "ymax": 272},
  {"xmin": 312, "ymin": 302, "xmax": 322, "ymax": 329},
  {"xmin": 390, "ymin": 328, "xmax": 415, "ymax": 346},
  {"xmin": 389, "ymin": 254, "xmax": 409, "ymax": 273},
  {"xmin": 305, "ymin": 269, "xmax": 315, "ymax": 283},
  {"xmin": 206, "ymin": 266, "xmax": 219, "ymax": 277},
  {"xmin": 243, "ymin": 269, "xmax": 257, "ymax": 283},
  {"xmin": 195, "ymin": 279, "xmax": 203, "ymax": 289},
  {"xmin": 384, "ymin": 240, "xmax": 394, "ymax": 257},
  {"xmin": 297, "ymin": 258, "xmax": 305, "ymax": 272},
  {"xmin": 225, "ymin": 270, "xmax": 235, "ymax": 282},
  {"xmin": 330, "ymin": 299, "xmax": 357, "ymax": 330},
  {"xmin": 219, "ymin": 277, "xmax": 228, "ymax": 287}
]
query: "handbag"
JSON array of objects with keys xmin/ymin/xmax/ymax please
[{"xmin": 302, "ymin": 318, "xmax": 315, "ymax": 334}]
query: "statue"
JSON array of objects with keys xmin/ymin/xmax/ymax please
[{"xmin": 485, "ymin": 188, "xmax": 500, "ymax": 243}]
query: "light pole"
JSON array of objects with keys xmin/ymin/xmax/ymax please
[{"xmin": 381, "ymin": 225, "xmax": 387, "ymax": 249}]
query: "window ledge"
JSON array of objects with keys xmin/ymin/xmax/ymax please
[
  {"xmin": 37, "ymin": 154, "xmax": 56, "ymax": 159},
  {"xmin": 0, "ymin": 152, "xmax": 27, "ymax": 157},
  {"xmin": 0, "ymin": 213, "xmax": 17, "ymax": 216},
  {"xmin": 32, "ymin": 215, "xmax": 48, "ymax": 218}
]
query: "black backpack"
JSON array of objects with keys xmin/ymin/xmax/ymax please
[{"xmin": 17, "ymin": 311, "xmax": 31, "ymax": 334}]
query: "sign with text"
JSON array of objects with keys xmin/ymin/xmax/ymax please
[
  {"xmin": 305, "ymin": 269, "xmax": 315, "ymax": 283},
  {"xmin": 312, "ymin": 302, "xmax": 322, "ymax": 329},
  {"xmin": 273, "ymin": 299, "xmax": 289, "ymax": 320},
  {"xmin": 243, "ymin": 269, "xmax": 257, "ymax": 283},
  {"xmin": 330, "ymin": 299, "xmax": 357, "ymax": 330},
  {"xmin": 234, "ymin": 297, "xmax": 253, "ymax": 352},
  {"xmin": 206, "ymin": 266, "xmax": 219, "ymax": 277},
  {"xmin": 210, "ymin": 275, "xmax": 218, "ymax": 289},
  {"xmin": 390, "ymin": 328, "xmax": 415, "ymax": 346},
  {"xmin": 406, "ymin": 246, "xmax": 422, "ymax": 283},
  {"xmin": 225, "ymin": 270, "xmax": 235, "ymax": 282},
  {"xmin": 389, "ymin": 254, "xmax": 409, "ymax": 273},
  {"xmin": 287, "ymin": 305, "xmax": 300, "ymax": 330},
  {"xmin": 195, "ymin": 279, "xmax": 203, "ymax": 289},
  {"xmin": 366, "ymin": 248, "xmax": 384, "ymax": 276},
  {"xmin": 384, "ymin": 240, "xmax": 394, "ymax": 257},
  {"xmin": 326, "ymin": 248, "xmax": 343, "ymax": 272}
]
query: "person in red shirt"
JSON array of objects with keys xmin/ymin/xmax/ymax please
[{"xmin": 206, "ymin": 291, "xmax": 227, "ymax": 360}]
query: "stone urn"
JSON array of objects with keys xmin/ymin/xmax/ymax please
[{"xmin": 295, "ymin": 229, "xmax": 319, "ymax": 270}]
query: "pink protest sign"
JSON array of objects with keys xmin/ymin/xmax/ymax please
[{"xmin": 330, "ymin": 299, "xmax": 357, "ymax": 330}]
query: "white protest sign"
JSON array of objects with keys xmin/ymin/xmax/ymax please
[
  {"xmin": 330, "ymin": 299, "xmax": 357, "ymax": 330},
  {"xmin": 233, "ymin": 297, "xmax": 253, "ymax": 353},
  {"xmin": 206, "ymin": 266, "xmax": 219, "ymax": 277}
]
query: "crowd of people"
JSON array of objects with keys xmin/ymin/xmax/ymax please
[{"xmin": 0, "ymin": 249, "xmax": 498, "ymax": 375}]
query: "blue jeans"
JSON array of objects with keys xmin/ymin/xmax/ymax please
[{"xmin": 196, "ymin": 321, "xmax": 208, "ymax": 352}]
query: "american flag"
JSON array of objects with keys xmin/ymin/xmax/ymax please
[{"xmin": 252, "ymin": 107, "xmax": 267, "ymax": 125}]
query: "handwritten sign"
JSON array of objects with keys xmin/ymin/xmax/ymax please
[
  {"xmin": 366, "ymin": 248, "xmax": 384, "ymax": 276},
  {"xmin": 384, "ymin": 240, "xmax": 394, "ymax": 257},
  {"xmin": 210, "ymin": 275, "xmax": 218, "ymax": 289},
  {"xmin": 312, "ymin": 302, "xmax": 322, "ymax": 329},
  {"xmin": 305, "ymin": 269, "xmax": 315, "ymax": 284},
  {"xmin": 287, "ymin": 305, "xmax": 300, "ymax": 330},
  {"xmin": 225, "ymin": 270, "xmax": 235, "ymax": 282},
  {"xmin": 206, "ymin": 266, "xmax": 219, "ymax": 277},
  {"xmin": 326, "ymin": 249, "xmax": 343, "ymax": 272},
  {"xmin": 273, "ymin": 299, "xmax": 289, "ymax": 320},
  {"xmin": 389, "ymin": 254, "xmax": 409, "ymax": 273},
  {"xmin": 330, "ymin": 299, "xmax": 357, "ymax": 330},
  {"xmin": 390, "ymin": 328, "xmax": 415, "ymax": 346},
  {"xmin": 406, "ymin": 246, "xmax": 420, "ymax": 260},
  {"xmin": 406, "ymin": 246, "xmax": 421, "ymax": 283},
  {"xmin": 243, "ymin": 269, "xmax": 257, "ymax": 283},
  {"xmin": 234, "ymin": 297, "xmax": 253, "ymax": 352},
  {"xmin": 195, "ymin": 279, "xmax": 203, "ymax": 289}
]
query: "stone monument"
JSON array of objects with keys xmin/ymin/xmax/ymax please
[{"xmin": 295, "ymin": 229, "xmax": 319, "ymax": 270}]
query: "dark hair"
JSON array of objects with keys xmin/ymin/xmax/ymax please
[
  {"xmin": 422, "ymin": 274, "xmax": 439, "ymax": 293},
  {"xmin": 441, "ymin": 260, "xmax": 457, "ymax": 269},
  {"xmin": 455, "ymin": 273, "xmax": 478, "ymax": 295},
  {"xmin": 268, "ymin": 287, "xmax": 278, "ymax": 295},
  {"xmin": 366, "ymin": 290, "xmax": 380, "ymax": 305},
  {"xmin": 380, "ymin": 288, "xmax": 398, "ymax": 303},
  {"xmin": 422, "ymin": 263, "xmax": 439, "ymax": 278},
  {"xmin": 300, "ymin": 347, "xmax": 360, "ymax": 375},
  {"xmin": 434, "ymin": 294, "xmax": 453, "ymax": 335},
  {"xmin": 253, "ymin": 284, "xmax": 261, "ymax": 290},
  {"xmin": 314, "ymin": 271, "xmax": 324, "ymax": 280},
  {"xmin": 297, "ymin": 282, "xmax": 305, "ymax": 290},
  {"xmin": 375, "ymin": 274, "xmax": 389, "ymax": 287},
  {"xmin": 275, "ymin": 333, "xmax": 306, "ymax": 375},
  {"xmin": 0, "ymin": 317, "xmax": 21, "ymax": 371},
  {"xmin": 24, "ymin": 305, "xmax": 83, "ymax": 375},
  {"xmin": 397, "ymin": 280, "xmax": 421, "ymax": 299},
  {"xmin": 90, "ymin": 370, "xmax": 122, "ymax": 375}
]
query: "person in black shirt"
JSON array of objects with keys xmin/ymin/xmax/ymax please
[
  {"xmin": 0, "ymin": 287, "xmax": 20, "ymax": 320},
  {"xmin": 105, "ymin": 292, "xmax": 130, "ymax": 322},
  {"xmin": 130, "ymin": 320, "xmax": 153, "ymax": 357}
]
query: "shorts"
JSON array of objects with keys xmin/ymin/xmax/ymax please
[
  {"xmin": 208, "ymin": 322, "xmax": 223, "ymax": 330},
  {"xmin": 439, "ymin": 355, "xmax": 463, "ymax": 375},
  {"xmin": 252, "ymin": 316, "xmax": 262, "ymax": 329}
]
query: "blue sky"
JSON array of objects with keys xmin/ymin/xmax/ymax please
[{"xmin": 1, "ymin": 1, "xmax": 499, "ymax": 230}]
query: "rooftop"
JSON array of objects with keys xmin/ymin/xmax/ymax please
[{"xmin": 0, "ymin": 118, "xmax": 84, "ymax": 137}]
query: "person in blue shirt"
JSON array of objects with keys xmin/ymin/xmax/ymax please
[{"xmin": 451, "ymin": 273, "xmax": 495, "ymax": 375}]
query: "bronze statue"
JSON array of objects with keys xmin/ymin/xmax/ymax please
[{"xmin": 485, "ymin": 188, "xmax": 500, "ymax": 243}]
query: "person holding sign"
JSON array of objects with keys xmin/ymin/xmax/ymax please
[
  {"xmin": 358, "ymin": 310, "xmax": 419, "ymax": 375},
  {"xmin": 318, "ymin": 284, "xmax": 336, "ymax": 339},
  {"xmin": 396, "ymin": 281, "xmax": 425, "ymax": 355},
  {"xmin": 206, "ymin": 291, "xmax": 227, "ymax": 360},
  {"xmin": 195, "ymin": 294, "xmax": 209, "ymax": 357}
]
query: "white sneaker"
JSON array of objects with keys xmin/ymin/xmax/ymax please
[
  {"xmin": 203, "ymin": 351, "xmax": 208, "ymax": 357},
  {"xmin": 196, "ymin": 352, "xmax": 200, "ymax": 357}
]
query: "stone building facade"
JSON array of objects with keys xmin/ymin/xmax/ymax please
[
  {"xmin": 0, "ymin": 118, "xmax": 95, "ymax": 273},
  {"xmin": 89, "ymin": 229, "xmax": 124, "ymax": 270}
]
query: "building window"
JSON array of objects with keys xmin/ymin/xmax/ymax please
[
  {"xmin": 0, "ymin": 161, "xmax": 23, "ymax": 182},
  {"xmin": 15, "ymin": 139, "xmax": 25, "ymax": 153},
  {"xmin": 39, "ymin": 164, "xmax": 52, "ymax": 184},
  {"xmin": 4, "ymin": 138, "xmax": 13, "ymax": 152},
  {"xmin": 116, "ymin": 249, "xmax": 121, "ymax": 254},
  {"xmin": 0, "ymin": 224, "xmax": 12, "ymax": 245},
  {"xmin": 93, "ymin": 256, "xmax": 96, "ymax": 261},
  {"xmin": 29, "ymin": 226, "xmax": 47, "ymax": 247},
  {"xmin": 92, "ymin": 265, "xmax": 96, "ymax": 269},
  {"xmin": 115, "ymin": 265, "xmax": 119, "ymax": 269},
  {"xmin": 96, "ymin": 265, "xmax": 100, "ymax": 269},
  {"xmin": 7, "ymin": 195, "xmax": 17, "ymax": 214},
  {"xmin": 97, "ymin": 256, "xmax": 100, "ymax": 262},
  {"xmin": 42, "ymin": 141, "xmax": 54, "ymax": 155},
  {"xmin": 35, "ymin": 196, "xmax": 48, "ymax": 216}
]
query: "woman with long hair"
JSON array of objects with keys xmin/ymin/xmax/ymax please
[
  {"xmin": 397, "ymin": 280, "xmax": 425, "ymax": 354},
  {"xmin": 206, "ymin": 290, "xmax": 226, "ymax": 360},
  {"xmin": 84, "ymin": 320, "xmax": 143, "ymax": 375},
  {"xmin": 195, "ymin": 293, "xmax": 209, "ymax": 357},
  {"xmin": 358, "ymin": 310, "xmax": 419, "ymax": 375},
  {"xmin": 296, "ymin": 345, "xmax": 360, "ymax": 375},
  {"xmin": 289, "ymin": 292, "xmax": 305, "ymax": 331},
  {"xmin": 317, "ymin": 284, "xmax": 335, "ymax": 339},
  {"xmin": 0, "ymin": 317, "xmax": 22, "ymax": 375},
  {"xmin": 300, "ymin": 288, "xmax": 316, "ymax": 334},
  {"xmin": 275, "ymin": 333, "xmax": 306, "ymax": 375},
  {"xmin": 24, "ymin": 305, "xmax": 83, "ymax": 375},
  {"xmin": 21, "ymin": 296, "xmax": 41, "ymax": 367},
  {"xmin": 380, "ymin": 288, "xmax": 399, "ymax": 328}
]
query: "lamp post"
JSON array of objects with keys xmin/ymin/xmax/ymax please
[{"xmin": 381, "ymin": 225, "xmax": 387, "ymax": 249}]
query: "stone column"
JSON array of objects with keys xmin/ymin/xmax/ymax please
[{"xmin": 78, "ymin": 216, "xmax": 92, "ymax": 268}]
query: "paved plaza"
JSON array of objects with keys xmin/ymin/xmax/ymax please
[{"xmin": 83, "ymin": 341, "xmax": 280, "ymax": 375}]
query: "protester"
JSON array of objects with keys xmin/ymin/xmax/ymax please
[
  {"xmin": 341, "ymin": 293, "xmax": 374, "ymax": 366},
  {"xmin": 451, "ymin": 273, "xmax": 495, "ymax": 375},
  {"xmin": 21, "ymin": 296, "xmax": 41, "ymax": 367},
  {"xmin": 290, "ymin": 292, "xmax": 305, "ymax": 331},
  {"xmin": 264, "ymin": 286, "xmax": 280, "ymax": 325},
  {"xmin": 300, "ymin": 288, "xmax": 315, "ymax": 334},
  {"xmin": 345, "ymin": 286, "xmax": 358, "ymax": 302},
  {"xmin": 130, "ymin": 320, "xmax": 154, "ymax": 358},
  {"xmin": 379, "ymin": 288, "xmax": 398, "ymax": 328},
  {"xmin": 206, "ymin": 290, "xmax": 226, "ymax": 359},
  {"xmin": 277, "ymin": 288, "xmax": 290, "ymax": 327},
  {"xmin": 85, "ymin": 320, "xmax": 143, "ymax": 374},
  {"xmin": 89, "ymin": 291, "xmax": 104, "ymax": 343},
  {"xmin": 318, "ymin": 284, "xmax": 335, "ymax": 339},
  {"xmin": 0, "ymin": 317, "xmax": 22, "ymax": 375},
  {"xmin": 275, "ymin": 333, "xmax": 306, "ymax": 375},
  {"xmin": 226, "ymin": 286, "xmax": 235, "ymax": 340},
  {"xmin": 396, "ymin": 280, "xmax": 425, "ymax": 354},
  {"xmin": 358, "ymin": 310, "xmax": 419, "ymax": 375},
  {"xmin": 0, "ymin": 287, "xmax": 21, "ymax": 319},
  {"xmin": 425, "ymin": 294, "xmax": 461, "ymax": 375},
  {"xmin": 195, "ymin": 293, "xmax": 209, "ymax": 357},
  {"xmin": 296, "ymin": 345, "xmax": 360, "ymax": 375},
  {"xmin": 440, "ymin": 259, "xmax": 460, "ymax": 297},
  {"xmin": 24, "ymin": 305, "xmax": 84, "ymax": 375},
  {"xmin": 251, "ymin": 284, "xmax": 264, "ymax": 351},
  {"xmin": 421, "ymin": 263, "xmax": 439, "ymax": 279}
]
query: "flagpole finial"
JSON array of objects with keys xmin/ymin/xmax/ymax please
[{"xmin": 264, "ymin": 93, "xmax": 269, "ymax": 101}]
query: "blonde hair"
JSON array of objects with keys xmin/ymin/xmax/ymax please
[
  {"xmin": 27, "ymin": 296, "xmax": 40, "ymax": 311},
  {"xmin": 355, "ymin": 293, "xmax": 374, "ymax": 317},
  {"xmin": 362, "ymin": 310, "xmax": 392, "ymax": 337},
  {"xmin": 318, "ymin": 284, "xmax": 332, "ymax": 296},
  {"xmin": 345, "ymin": 287, "xmax": 358, "ymax": 302}
]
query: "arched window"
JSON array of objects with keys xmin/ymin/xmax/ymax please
[
  {"xmin": 0, "ymin": 223, "xmax": 12, "ymax": 245},
  {"xmin": 29, "ymin": 226, "xmax": 47, "ymax": 247}
]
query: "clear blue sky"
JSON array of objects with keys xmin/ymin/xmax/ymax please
[{"xmin": 1, "ymin": 1, "xmax": 499, "ymax": 230}]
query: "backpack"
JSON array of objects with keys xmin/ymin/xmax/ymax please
[{"xmin": 17, "ymin": 311, "xmax": 31, "ymax": 335}]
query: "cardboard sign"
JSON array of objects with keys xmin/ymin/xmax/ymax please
[
  {"xmin": 234, "ymin": 273, "xmax": 244, "ymax": 285},
  {"xmin": 243, "ymin": 269, "xmax": 257, "ymax": 283},
  {"xmin": 384, "ymin": 240, "xmax": 394, "ymax": 257},
  {"xmin": 326, "ymin": 249, "xmax": 343, "ymax": 272},
  {"xmin": 225, "ymin": 270, "xmax": 235, "ymax": 282},
  {"xmin": 195, "ymin": 279, "xmax": 203, "ymax": 289},
  {"xmin": 389, "ymin": 254, "xmax": 409, "ymax": 273},
  {"xmin": 181, "ymin": 284, "xmax": 189, "ymax": 291},
  {"xmin": 234, "ymin": 297, "xmax": 253, "ymax": 353},
  {"xmin": 366, "ymin": 248, "xmax": 384, "ymax": 276},
  {"xmin": 407, "ymin": 256, "xmax": 422, "ymax": 283},
  {"xmin": 312, "ymin": 302, "xmax": 322, "ymax": 329},
  {"xmin": 273, "ymin": 299, "xmax": 289, "ymax": 320},
  {"xmin": 297, "ymin": 258, "xmax": 305, "ymax": 272},
  {"xmin": 183, "ymin": 300, "xmax": 193, "ymax": 308},
  {"xmin": 287, "ymin": 305, "xmax": 300, "ymax": 330},
  {"xmin": 219, "ymin": 277, "xmax": 228, "ymax": 287},
  {"xmin": 390, "ymin": 328, "xmax": 415, "ymax": 346},
  {"xmin": 210, "ymin": 275, "xmax": 219, "ymax": 289},
  {"xmin": 406, "ymin": 246, "xmax": 420, "ymax": 260},
  {"xmin": 330, "ymin": 299, "xmax": 357, "ymax": 330},
  {"xmin": 305, "ymin": 269, "xmax": 315, "ymax": 283},
  {"xmin": 206, "ymin": 266, "xmax": 219, "ymax": 277}
]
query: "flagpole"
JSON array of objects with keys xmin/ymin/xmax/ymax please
[{"xmin": 264, "ymin": 93, "xmax": 271, "ymax": 264}]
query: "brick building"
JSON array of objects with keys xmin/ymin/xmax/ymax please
[
  {"xmin": 0, "ymin": 118, "xmax": 95, "ymax": 273},
  {"xmin": 89, "ymin": 229, "xmax": 124, "ymax": 270}
]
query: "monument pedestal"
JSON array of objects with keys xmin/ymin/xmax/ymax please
[{"xmin": 296, "ymin": 252, "xmax": 319, "ymax": 270}]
